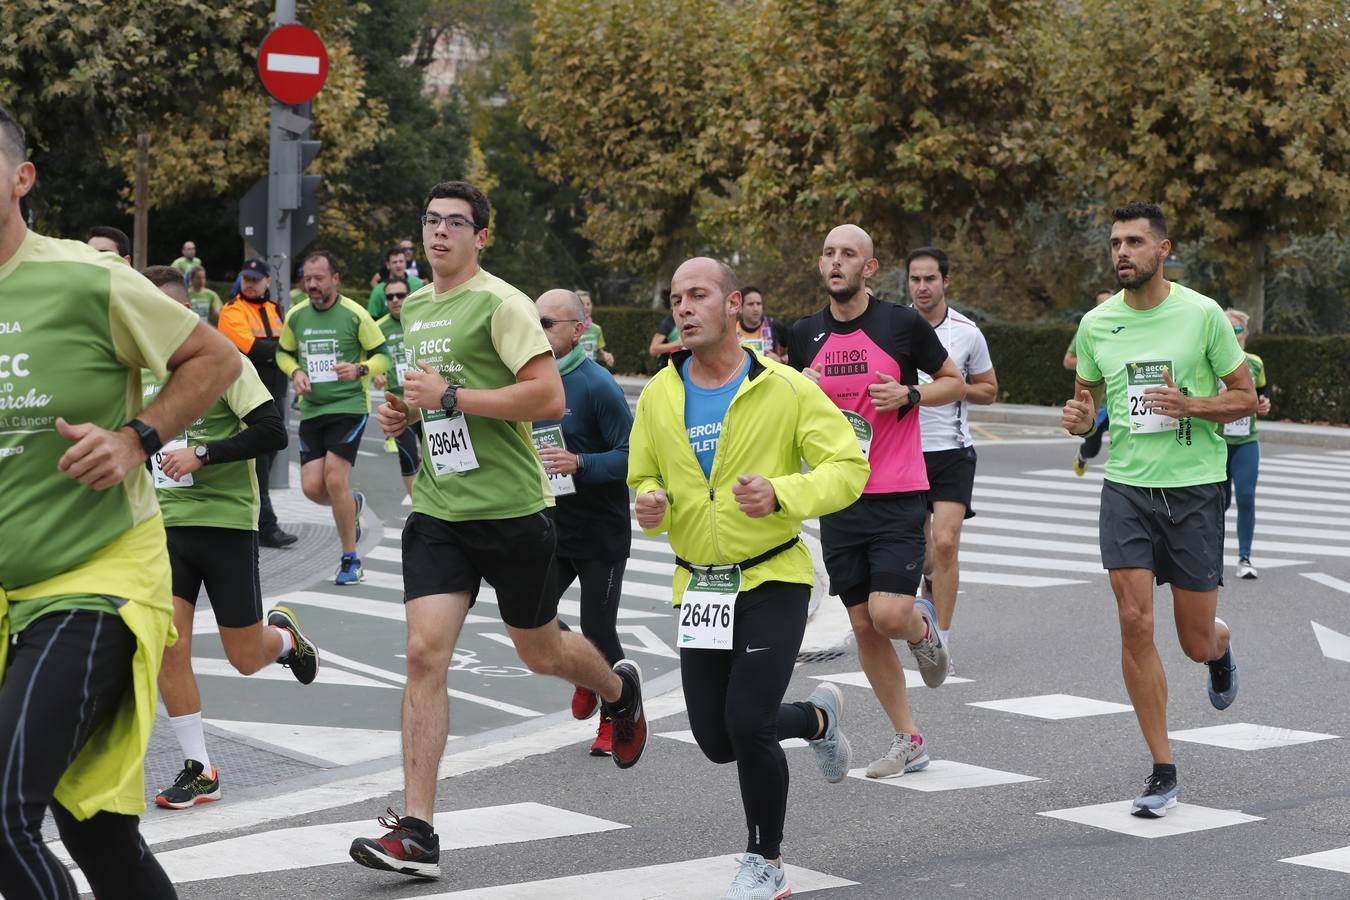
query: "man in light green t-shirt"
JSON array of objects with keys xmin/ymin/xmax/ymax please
[
  {"xmin": 277, "ymin": 250, "xmax": 391, "ymax": 585},
  {"xmin": 367, "ymin": 245, "xmax": 425, "ymax": 319},
  {"xmin": 0, "ymin": 105, "xmax": 240, "ymax": 899},
  {"xmin": 1061, "ymin": 202, "xmax": 1257, "ymax": 820},
  {"xmin": 349, "ymin": 180, "xmax": 646, "ymax": 881},
  {"xmin": 186, "ymin": 265, "xmax": 223, "ymax": 324},
  {"xmin": 374, "ymin": 277, "xmax": 420, "ymax": 496},
  {"xmin": 171, "ymin": 240, "xmax": 201, "ymax": 275},
  {"xmin": 139, "ymin": 266, "xmax": 319, "ymax": 813}
]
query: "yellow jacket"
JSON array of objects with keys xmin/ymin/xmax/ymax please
[{"xmin": 628, "ymin": 348, "xmax": 868, "ymax": 603}]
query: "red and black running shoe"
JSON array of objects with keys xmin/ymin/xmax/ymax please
[
  {"xmin": 571, "ymin": 685, "xmax": 599, "ymax": 720},
  {"xmin": 349, "ymin": 808, "xmax": 440, "ymax": 879},
  {"xmin": 607, "ymin": 660, "xmax": 646, "ymax": 769}
]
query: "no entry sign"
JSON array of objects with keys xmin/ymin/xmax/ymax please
[{"xmin": 257, "ymin": 24, "xmax": 329, "ymax": 105}]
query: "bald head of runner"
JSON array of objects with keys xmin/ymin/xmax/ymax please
[
  {"xmin": 536, "ymin": 288, "xmax": 586, "ymax": 359},
  {"xmin": 670, "ymin": 257, "xmax": 742, "ymax": 356},
  {"xmin": 820, "ymin": 224, "xmax": 879, "ymax": 307}
]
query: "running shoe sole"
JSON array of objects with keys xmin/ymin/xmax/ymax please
[
  {"xmin": 354, "ymin": 491, "xmax": 365, "ymax": 544},
  {"xmin": 154, "ymin": 786, "xmax": 220, "ymax": 809},
  {"xmin": 806, "ymin": 682, "xmax": 852, "ymax": 783},
  {"xmin": 1131, "ymin": 795, "xmax": 1178, "ymax": 818},
  {"xmin": 609, "ymin": 660, "xmax": 646, "ymax": 769},
  {"xmin": 268, "ymin": 605, "xmax": 320, "ymax": 685},
  {"xmin": 348, "ymin": 841, "xmax": 440, "ymax": 879},
  {"xmin": 909, "ymin": 597, "xmax": 950, "ymax": 689}
]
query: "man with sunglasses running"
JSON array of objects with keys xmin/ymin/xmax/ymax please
[
  {"xmin": 374, "ymin": 277, "xmax": 418, "ymax": 496},
  {"xmin": 349, "ymin": 181, "xmax": 646, "ymax": 880}
]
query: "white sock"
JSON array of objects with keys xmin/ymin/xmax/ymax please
[
  {"xmin": 272, "ymin": 625, "xmax": 295, "ymax": 659},
  {"xmin": 169, "ymin": 712, "xmax": 211, "ymax": 771},
  {"xmin": 940, "ymin": 629, "xmax": 951, "ymax": 648}
]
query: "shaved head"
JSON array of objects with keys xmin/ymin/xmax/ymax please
[
  {"xmin": 536, "ymin": 288, "xmax": 585, "ymax": 322},
  {"xmin": 674, "ymin": 257, "xmax": 739, "ymax": 297},
  {"xmin": 824, "ymin": 224, "xmax": 874, "ymax": 259},
  {"xmin": 819, "ymin": 223, "xmax": 879, "ymax": 305}
]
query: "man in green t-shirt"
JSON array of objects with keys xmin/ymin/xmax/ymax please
[
  {"xmin": 277, "ymin": 250, "xmax": 391, "ymax": 586},
  {"xmin": 349, "ymin": 181, "xmax": 646, "ymax": 881},
  {"xmin": 186, "ymin": 265, "xmax": 223, "ymax": 324},
  {"xmin": 171, "ymin": 240, "xmax": 202, "ymax": 276},
  {"xmin": 367, "ymin": 245, "xmax": 425, "ymax": 320},
  {"xmin": 139, "ymin": 266, "xmax": 319, "ymax": 812},
  {"xmin": 0, "ymin": 105, "xmax": 240, "ymax": 899},
  {"xmin": 373, "ymin": 277, "xmax": 420, "ymax": 496},
  {"xmin": 1061, "ymin": 202, "xmax": 1257, "ymax": 820}
]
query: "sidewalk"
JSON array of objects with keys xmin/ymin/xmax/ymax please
[{"xmin": 617, "ymin": 375, "xmax": 1350, "ymax": 449}]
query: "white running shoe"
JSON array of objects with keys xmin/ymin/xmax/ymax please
[
  {"xmin": 722, "ymin": 854, "xmax": 789, "ymax": 900},
  {"xmin": 1236, "ymin": 558, "xmax": 1258, "ymax": 579},
  {"xmin": 866, "ymin": 732, "xmax": 931, "ymax": 778}
]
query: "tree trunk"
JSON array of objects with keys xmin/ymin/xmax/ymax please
[
  {"xmin": 133, "ymin": 132, "xmax": 150, "ymax": 270},
  {"xmin": 1242, "ymin": 230, "xmax": 1267, "ymax": 333}
]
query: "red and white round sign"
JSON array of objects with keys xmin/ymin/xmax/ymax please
[{"xmin": 257, "ymin": 25, "xmax": 329, "ymax": 105}]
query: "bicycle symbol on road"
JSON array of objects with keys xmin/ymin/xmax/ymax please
[{"xmin": 450, "ymin": 646, "xmax": 531, "ymax": 678}]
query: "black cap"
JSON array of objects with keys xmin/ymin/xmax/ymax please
[{"xmin": 240, "ymin": 258, "xmax": 270, "ymax": 279}]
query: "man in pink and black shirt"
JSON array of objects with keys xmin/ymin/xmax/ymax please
[{"xmin": 788, "ymin": 223, "xmax": 966, "ymax": 779}]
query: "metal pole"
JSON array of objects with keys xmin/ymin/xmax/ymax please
[{"xmin": 267, "ymin": 0, "xmax": 298, "ymax": 489}]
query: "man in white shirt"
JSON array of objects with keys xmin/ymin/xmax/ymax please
[{"xmin": 908, "ymin": 247, "xmax": 998, "ymax": 674}]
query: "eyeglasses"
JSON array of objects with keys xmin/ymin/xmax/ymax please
[
  {"xmin": 540, "ymin": 317, "xmax": 579, "ymax": 329},
  {"xmin": 386, "ymin": 291, "xmax": 409, "ymax": 301},
  {"xmin": 420, "ymin": 213, "xmax": 478, "ymax": 232}
]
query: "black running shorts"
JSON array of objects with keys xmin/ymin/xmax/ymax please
[
  {"xmin": 401, "ymin": 510, "xmax": 559, "ymax": 629},
  {"xmin": 820, "ymin": 493, "xmax": 927, "ymax": 606},
  {"xmin": 395, "ymin": 421, "xmax": 424, "ymax": 477},
  {"xmin": 298, "ymin": 413, "xmax": 368, "ymax": 466},
  {"xmin": 1098, "ymin": 480, "xmax": 1225, "ymax": 591},
  {"xmin": 923, "ymin": 446, "xmax": 977, "ymax": 518},
  {"xmin": 166, "ymin": 526, "xmax": 263, "ymax": 628}
]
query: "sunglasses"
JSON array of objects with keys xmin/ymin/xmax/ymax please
[
  {"xmin": 1232, "ymin": 325, "xmax": 1245, "ymax": 334},
  {"xmin": 540, "ymin": 317, "xmax": 579, "ymax": 329},
  {"xmin": 386, "ymin": 291, "xmax": 409, "ymax": 301}
]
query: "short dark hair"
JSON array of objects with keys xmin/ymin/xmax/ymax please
[
  {"xmin": 384, "ymin": 277, "xmax": 408, "ymax": 292},
  {"xmin": 741, "ymin": 285, "xmax": 763, "ymax": 299},
  {"xmin": 87, "ymin": 226, "xmax": 131, "ymax": 259},
  {"xmin": 140, "ymin": 265, "xmax": 183, "ymax": 289},
  {"xmin": 422, "ymin": 180, "xmax": 491, "ymax": 231},
  {"xmin": 303, "ymin": 250, "xmax": 341, "ymax": 275},
  {"xmin": 387, "ymin": 246, "xmax": 406, "ymax": 261},
  {"xmin": 1112, "ymin": 202, "xmax": 1168, "ymax": 239},
  {"xmin": 0, "ymin": 106, "xmax": 26, "ymax": 167},
  {"xmin": 906, "ymin": 246, "xmax": 949, "ymax": 279}
]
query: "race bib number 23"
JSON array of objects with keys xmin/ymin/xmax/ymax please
[{"xmin": 1125, "ymin": 359, "xmax": 1178, "ymax": 434}]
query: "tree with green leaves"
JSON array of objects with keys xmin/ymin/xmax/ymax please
[{"xmin": 1038, "ymin": 0, "xmax": 1350, "ymax": 331}]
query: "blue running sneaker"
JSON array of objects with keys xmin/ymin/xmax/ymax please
[
  {"xmin": 1207, "ymin": 646, "xmax": 1238, "ymax": 710},
  {"xmin": 908, "ymin": 596, "xmax": 950, "ymax": 688},
  {"xmin": 722, "ymin": 853, "xmax": 789, "ymax": 900},
  {"xmin": 1131, "ymin": 767, "xmax": 1178, "ymax": 818},
  {"xmin": 805, "ymin": 682, "xmax": 851, "ymax": 783},
  {"xmin": 353, "ymin": 490, "xmax": 366, "ymax": 544},
  {"xmin": 335, "ymin": 553, "xmax": 364, "ymax": 585}
]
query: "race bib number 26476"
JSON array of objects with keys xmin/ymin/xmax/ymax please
[{"xmin": 676, "ymin": 566, "xmax": 740, "ymax": 650}]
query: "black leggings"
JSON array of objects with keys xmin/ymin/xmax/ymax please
[
  {"xmin": 680, "ymin": 582, "xmax": 819, "ymax": 860},
  {"xmin": 554, "ymin": 556, "xmax": 626, "ymax": 666},
  {"xmin": 0, "ymin": 610, "xmax": 176, "ymax": 900}
]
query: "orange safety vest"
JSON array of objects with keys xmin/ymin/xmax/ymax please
[{"xmin": 218, "ymin": 296, "xmax": 283, "ymax": 354}]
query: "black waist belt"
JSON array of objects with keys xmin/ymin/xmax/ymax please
[{"xmin": 675, "ymin": 536, "xmax": 800, "ymax": 574}]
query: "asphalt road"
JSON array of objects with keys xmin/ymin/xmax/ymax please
[{"xmin": 56, "ymin": 423, "xmax": 1350, "ymax": 899}]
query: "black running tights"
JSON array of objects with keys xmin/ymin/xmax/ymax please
[
  {"xmin": 554, "ymin": 556, "xmax": 627, "ymax": 666},
  {"xmin": 680, "ymin": 582, "xmax": 819, "ymax": 860},
  {"xmin": 0, "ymin": 610, "xmax": 176, "ymax": 899}
]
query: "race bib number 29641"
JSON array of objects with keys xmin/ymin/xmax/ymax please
[
  {"xmin": 676, "ymin": 566, "xmax": 740, "ymax": 650},
  {"xmin": 424, "ymin": 411, "xmax": 479, "ymax": 474}
]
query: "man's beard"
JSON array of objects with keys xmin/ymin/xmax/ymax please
[
  {"xmin": 739, "ymin": 316, "xmax": 762, "ymax": 330},
  {"xmin": 1116, "ymin": 259, "xmax": 1157, "ymax": 289}
]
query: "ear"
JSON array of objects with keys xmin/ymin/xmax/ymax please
[
  {"xmin": 1158, "ymin": 237, "xmax": 1172, "ymax": 260},
  {"xmin": 727, "ymin": 289, "xmax": 743, "ymax": 315},
  {"xmin": 13, "ymin": 161, "xmax": 36, "ymax": 198},
  {"xmin": 862, "ymin": 257, "xmax": 881, "ymax": 280},
  {"xmin": 475, "ymin": 227, "xmax": 490, "ymax": 252}
]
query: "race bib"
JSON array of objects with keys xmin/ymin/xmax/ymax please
[
  {"xmin": 1125, "ymin": 360, "xmax": 1178, "ymax": 433},
  {"xmin": 306, "ymin": 339, "xmax": 339, "ymax": 384},
  {"xmin": 1223, "ymin": 417, "xmax": 1252, "ymax": 437},
  {"xmin": 740, "ymin": 337, "xmax": 764, "ymax": 354},
  {"xmin": 843, "ymin": 410, "xmax": 872, "ymax": 460},
  {"xmin": 395, "ymin": 348, "xmax": 410, "ymax": 386},
  {"xmin": 151, "ymin": 439, "xmax": 194, "ymax": 489},
  {"xmin": 677, "ymin": 566, "xmax": 739, "ymax": 650},
  {"xmin": 531, "ymin": 425, "xmax": 576, "ymax": 497},
  {"xmin": 424, "ymin": 411, "xmax": 479, "ymax": 474}
]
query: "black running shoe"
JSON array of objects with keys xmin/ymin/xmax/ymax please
[
  {"xmin": 1131, "ymin": 767, "xmax": 1179, "ymax": 818},
  {"xmin": 155, "ymin": 759, "xmax": 220, "ymax": 810},
  {"xmin": 259, "ymin": 526, "xmax": 299, "ymax": 549},
  {"xmin": 349, "ymin": 808, "xmax": 440, "ymax": 879},
  {"xmin": 353, "ymin": 490, "xmax": 365, "ymax": 544},
  {"xmin": 606, "ymin": 660, "xmax": 646, "ymax": 769},
  {"xmin": 268, "ymin": 605, "xmax": 319, "ymax": 685}
]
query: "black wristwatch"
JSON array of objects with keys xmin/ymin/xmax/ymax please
[
  {"xmin": 906, "ymin": 385, "xmax": 922, "ymax": 407},
  {"xmin": 125, "ymin": 418, "xmax": 162, "ymax": 456},
  {"xmin": 357, "ymin": 363, "xmax": 370, "ymax": 377},
  {"xmin": 194, "ymin": 444, "xmax": 210, "ymax": 466},
  {"xmin": 440, "ymin": 383, "xmax": 459, "ymax": 412}
]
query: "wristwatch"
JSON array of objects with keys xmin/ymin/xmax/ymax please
[
  {"xmin": 906, "ymin": 385, "xmax": 921, "ymax": 407},
  {"xmin": 125, "ymin": 418, "xmax": 162, "ymax": 456},
  {"xmin": 357, "ymin": 363, "xmax": 370, "ymax": 377},
  {"xmin": 194, "ymin": 444, "xmax": 210, "ymax": 466},
  {"xmin": 440, "ymin": 383, "xmax": 459, "ymax": 413}
]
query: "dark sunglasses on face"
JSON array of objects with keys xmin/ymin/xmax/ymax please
[
  {"xmin": 386, "ymin": 291, "xmax": 409, "ymax": 301},
  {"xmin": 540, "ymin": 317, "xmax": 579, "ymax": 329}
]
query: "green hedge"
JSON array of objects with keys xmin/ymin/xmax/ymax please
[{"xmin": 593, "ymin": 307, "xmax": 1349, "ymax": 424}]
